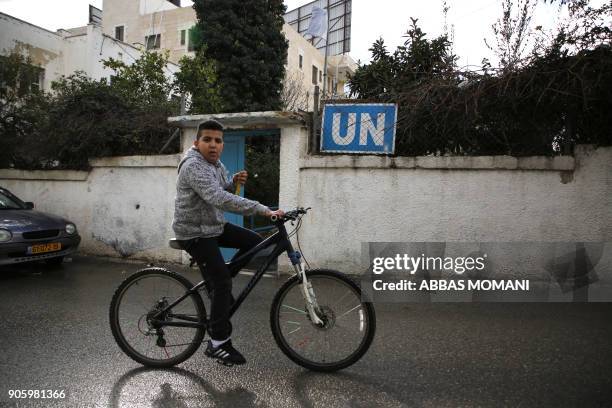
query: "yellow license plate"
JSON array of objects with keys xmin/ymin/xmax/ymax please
[{"xmin": 29, "ymin": 242, "xmax": 62, "ymax": 254}]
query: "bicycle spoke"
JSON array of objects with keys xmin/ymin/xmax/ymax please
[
  {"xmin": 282, "ymin": 304, "xmax": 307, "ymax": 314},
  {"xmin": 331, "ymin": 289, "xmax": 352, "ymax": 310},
  {"xmin": 336, "ymin": 304, "xmax": 362, "ymax": 320}
]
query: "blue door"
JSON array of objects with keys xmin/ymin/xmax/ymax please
[{"xmin": 220, "ymin": 133, "xmax": 245, "ymax": 260}]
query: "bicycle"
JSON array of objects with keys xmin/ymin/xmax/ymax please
[{"xmin": 109, "ymin": 207, "xmax": 376, "ymax": 372}]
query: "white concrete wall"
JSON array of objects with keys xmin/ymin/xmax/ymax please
[
  {"xmin": 1, "ymin": 132, "xmax": 609, "ymax": 276},
  {"xmin": 278, "ymin": 145, "xmax": 612, "ymax": 274},
  {"xmin": 0, "ymin": 155, "xmax": 183, "ymax": 263},
  {"xmin": 62, "ymin": 33, "xmax": 88, "ymax": 77}
]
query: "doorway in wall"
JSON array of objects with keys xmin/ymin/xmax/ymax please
[{"xmin": 222, "ymin": 129, "xmax": 280, "ymax": 263}]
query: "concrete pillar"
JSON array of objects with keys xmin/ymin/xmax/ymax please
[
  {"xmin": 181, "ymin": 127, "xmax": 197, "ymax": 153},
  {"xmin": 277, "ymin": 124, "xmax": 309, "ymax": 272}
]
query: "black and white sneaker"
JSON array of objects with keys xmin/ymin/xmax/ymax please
[{"xmin": 205, "ymin": 340, "xmax": 246, "ymax": 366}]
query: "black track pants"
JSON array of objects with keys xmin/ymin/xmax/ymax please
[{"xmin": 181, "ymin": 223, "xmax": 262, "ymax": 340}]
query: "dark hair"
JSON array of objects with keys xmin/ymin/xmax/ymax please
[{"xmin": 197, "ymin": 120, "xmax": 224, "ymax": 139}]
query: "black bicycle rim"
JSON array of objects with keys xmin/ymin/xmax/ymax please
[{"xmin": 110, "ymin": 268, "xmax": 206, "ymax": 367}]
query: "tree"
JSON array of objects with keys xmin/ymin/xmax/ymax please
[
  {"xmin": 192, "ymin": 0, "xmax": 288, "ymax": 112},
  {"xmin": 175, "ymin": 48, "xmax": 223, "ymax": 114},
  {"xmin": 280, "ymin": 70, "xmax": 308, "ymax": 111},
  {"xmin": 348, "ymin": 19, "xmax": 457, "ymax": 99},
  {"xmin": 103, "ymin": 50, "xmax": 178, "ymax": 110},
  {"xmin": 347, "ymin": 38, "xmax": 395, "ymax": 99},
  {"xmin": 484, "ymin": 0, "xmax": 537, "ymax": 71},
  {"xmin": 21, "ymin": 71, "xmax": 177, "ymax": 169},
  {"xmin": 0, "ymin": 51, "xmax": 49, "ymax": 168},
  {"xmin": 537, "ymin": 0, "xmax": 611, "ymax": 57},
  {"xmin": 0, "ymin": 50, "xmax": 182, "ymax": 170}
]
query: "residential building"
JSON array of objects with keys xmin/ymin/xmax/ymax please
[
  {"xmin": 283, "ymin": 23, "xmax": 356, "ymax": 110},
  {"xmin": 0, "ymin": 0, "xmax": 355, "ymax": 110},
  {"xmin": 0, "ymin": 11, "xmax": 178, "ymax": 92},
  {"xmin": 101, "ymin": 0, "xmax": 197, "ymax": 64},
  {"xmin": 101, "ymin": 0, "xmax": 356, "ymax": 110}
]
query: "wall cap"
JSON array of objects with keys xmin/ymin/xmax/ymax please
[
  {"xmin": 301, "ymin": 152, "xmax": 578, "ymax": 171},
  {"xmin": 168, "ymin": 111, "xmax": 306, "ymax": 129},
  {"xmin": 0, "ymin": 169, "xmax": 88, "ymax": 181},
  {"xmin": 89, "ymin": 154, "xmax": 181, "ymax": 168}
]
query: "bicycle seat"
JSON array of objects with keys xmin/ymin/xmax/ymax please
[{"xmin": 168, "ymin": 238, "xmax": 182, "ymax": 250}]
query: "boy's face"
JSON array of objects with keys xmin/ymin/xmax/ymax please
[{"xmin": 194, "ymin": 129, "xmax": 224, "ymax": 163}]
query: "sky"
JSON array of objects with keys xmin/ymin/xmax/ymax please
[
  {"xmin": 0, "ymin": 0, "xmax": 603, "ymax": 69},
  {"xmin": 285, "ymin": 0, "xmax": 571, "ymax": 69}
]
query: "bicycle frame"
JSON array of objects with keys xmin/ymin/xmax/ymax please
[{"xmin": 150, "ymin": 221, "xmax": 299, "ymax": 330}]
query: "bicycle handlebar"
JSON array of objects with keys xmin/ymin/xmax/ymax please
[{"xmin": 270, "ymin": 207, "xmax": 311, "ymax": 223}]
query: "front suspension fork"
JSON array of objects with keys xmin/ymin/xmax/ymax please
[{"xmin": 289, "ymin": 251, "xmax": 323, "ymax": 326}]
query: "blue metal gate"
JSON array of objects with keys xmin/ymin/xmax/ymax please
[{"xmin": 219, "ymin": 133, "xmax": 245, "ymax": 261}]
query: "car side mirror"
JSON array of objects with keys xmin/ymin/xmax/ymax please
[{"xmin": 25, "ymin": 202, "xmax": 34, "ymax": 209}]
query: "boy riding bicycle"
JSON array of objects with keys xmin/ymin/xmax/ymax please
[{"xmin": 172, "ymin": 119, "xmax": 284, "ymax": 366}]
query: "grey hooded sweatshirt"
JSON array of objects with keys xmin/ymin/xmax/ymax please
[{"xmin": 172, "ymin": 147, "xmax": 269, "ymax": 240}]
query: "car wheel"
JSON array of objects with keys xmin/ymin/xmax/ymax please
[{"xmin": 45, "ymin": 256, "xmax": 65, "ymax": 267}]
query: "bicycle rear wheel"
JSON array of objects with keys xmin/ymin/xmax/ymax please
[
  {"xmin": 270, "ymin": 269, "xmax": 376, "ymax": 372},
  {"xmin": 109, "ymin": 267, "xmax": 206, "ymax": 367}
]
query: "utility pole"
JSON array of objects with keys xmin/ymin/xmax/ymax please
[{"xmin": 321, "ymin": 0, "xmax": 330, "ymax": 99}]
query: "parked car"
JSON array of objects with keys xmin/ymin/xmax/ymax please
[{"xmin": 0, "ymin": 187, "xmax": 81, "ymax": 266}]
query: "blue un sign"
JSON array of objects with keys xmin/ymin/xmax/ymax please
[{"xmin": 320, "ymin": 103, "xmax": 397, "ymax": 154}]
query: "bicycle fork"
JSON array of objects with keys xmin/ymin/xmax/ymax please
[{"xmin": 288, "ymin": 251, "xmax": 324, "ymax": 326}]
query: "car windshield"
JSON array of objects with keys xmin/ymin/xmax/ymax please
[{"xmin": 0, "ymin": 191, "xmax": 25, "ymax": 210}]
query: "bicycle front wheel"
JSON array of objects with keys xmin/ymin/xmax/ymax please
[
  {"xmin": 270, "ymin": 269, "xmax": 376, "ymax": 372},
  {"xmin": 109, "ymin": 267, "xmax": 206, "ymax": 368}
]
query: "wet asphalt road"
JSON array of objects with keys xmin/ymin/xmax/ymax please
[{"xmin": 0, "ymin": 256, "xmax": 611, "ymax": 408}]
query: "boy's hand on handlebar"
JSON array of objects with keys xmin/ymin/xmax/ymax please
[{"xmin": 267, "ymin": 209, "xmax": 285, "ymax": 219}]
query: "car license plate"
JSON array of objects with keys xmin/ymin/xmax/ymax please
[{"xmin": 28, "ymin": 242, "xmax": 62, "ymax": 254}]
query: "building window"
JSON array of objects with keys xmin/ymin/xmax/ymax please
[
  {"xmin": 31, "ymin": 68, "xmax": 44, "ymax": 92},
  {"xmin": 0, "ymin": 56, "xmax": 44, "ymax": 92},
  {"xmin": 180, "ymin": 30, "xmax": 186, "ymax": 46},
  {"xmin": 299, "ymin": 54, "xmax": 303, "ymax": 70},
  {"xmin": 319, "ymin": 70, "xmax": 323, "ymax": 83},
  {"xmin": 145, "ymin": 34, "xmax": 161, "ymax": 50},
  {"xmin": 114, "ymin": 26, "xmax": 124, "ymax": 42},
  {"xmin": 312, "ymin": 65, "xmax": 318, "ymax": 85}
]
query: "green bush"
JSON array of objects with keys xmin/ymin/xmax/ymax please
[
  {"xmin": 0, "ymin": 51, "xmax": 181, "ymax": 170},
  {"xmin": 348, "ymin": 3, "xmax": 612, "ymax": 156}
]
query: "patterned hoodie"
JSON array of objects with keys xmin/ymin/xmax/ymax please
[{"xmin": 172, "ymin": 147, "xmax": 269, "ymax": 240}]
